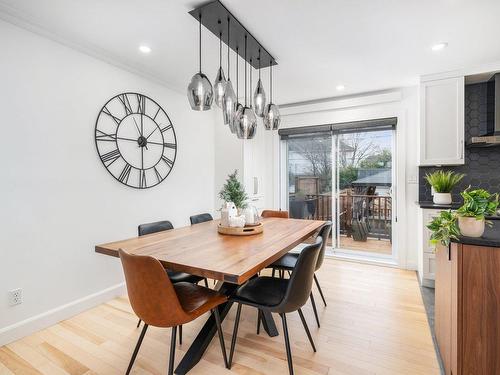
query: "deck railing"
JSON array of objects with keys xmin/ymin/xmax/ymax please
[{"xmin": 289, "ymin": 193, "xmax": 392, "ymax": 240}]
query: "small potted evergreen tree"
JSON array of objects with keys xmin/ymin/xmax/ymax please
[{"xmin": 219, "ymin": 170, "xmax": 248, "ymax": 211}]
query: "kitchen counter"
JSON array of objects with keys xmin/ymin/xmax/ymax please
[
  {"xmin": 417, "ymin": 201, "xmax": 462, "ymax": 209},
  {"xmin": 452, "ymin": 218, "xmax": 500, "ymax": 248}
]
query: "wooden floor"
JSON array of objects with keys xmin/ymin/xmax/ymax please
[
  {"xmin": 0, "ymin": 260, "xmax": 440, "ymax": 375},
  {"xmin": 339, "ymin": 236, "xmax": 392, "ymax": 255}
]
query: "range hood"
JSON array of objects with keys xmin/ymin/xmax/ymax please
[{"xmin": 470, "ymin": 73, "xmax": 500, "ymax": 146}]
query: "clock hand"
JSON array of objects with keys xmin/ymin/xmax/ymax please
[
  {"xmin": 145, "ymin": 127, "xmax": 157, "ymax": 139},
  {"xmin": 141, "ymin": 146, "xmax": 144, "ymax": 169},
  {"xmin": 133, "ymin": 117, "xmax": 142, "ymax": 136}
]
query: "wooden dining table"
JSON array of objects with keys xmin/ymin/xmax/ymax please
[{"xmin": 95, "ymin": 216, "xmax": 325, "ymax": 374}]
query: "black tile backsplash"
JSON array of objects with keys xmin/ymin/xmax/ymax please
[{"xmin": 419, "ymin": 82, "xmax": 500, "ymax": 202}]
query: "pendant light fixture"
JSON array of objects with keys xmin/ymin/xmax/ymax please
[
  {"xmin": 233, "ymin": 46, "xmax": 243, "ymax": 134},
  {"xmin": 221, "ymin": 17, "xmax": 237, "ymax": 125},
  {"xmin": 236, "ymin": 35, "xmax": 257, "ymax": 139},
  {"xmin": 187, "ymin": 13, "xmax": 213, "ymax": 111},
  {"xmin": 253, "ymin": 49, "xmax": 266, "ymax": 117},
  {"xmin": 213, "ymin": 31, "xmax": 227, "ymax": 108},
  {"xmin": 263, "ymin": 60, "xmax": 281, "ymax": 130}
]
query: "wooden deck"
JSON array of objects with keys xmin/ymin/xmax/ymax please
[
  {"xmin": 0, "ymin": 260, "xmax": 439, "ymax": 375},
  {"xmin": 339, "ymin": 235, "xmax": 392, "ymax": 255}
]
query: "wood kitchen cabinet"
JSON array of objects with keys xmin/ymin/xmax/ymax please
[
  {"xmin": 435, "ymin": 242, "xmax": 500, "ymax": 375},
  {"xmin": 419, "ymin": 76, "xmax": 465, "ymax": 166}
]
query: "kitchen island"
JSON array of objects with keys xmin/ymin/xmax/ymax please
[{"xmin": 434, "ymin": 220, "xmax": 500, "ymax": 375}]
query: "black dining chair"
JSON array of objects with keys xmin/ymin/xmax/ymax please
[
  {"xmin": 228, "ymin": 237, "xmax": 323, "ymax": 375},
  {"xmin": 189, "ymin": 213, "xmax": 213, "ymax": 225},
  {"xmin": 268, "ymin": 222, "xmax": 332, "ymax": 328},
  {"xmin": 136, "ymin": 220, "xmax": 209, "ymax": 338}
]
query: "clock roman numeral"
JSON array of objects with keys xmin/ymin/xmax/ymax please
[
  {"xmin": 101, "ymin": 149, "xmax": 121, "ymax": 166},
  {"xmin": 95, "ymin": 130, "xmax": 116, "ymax": 142},
  {"xmin": 163, "ymin": 142, "xmax": 177, "ymax": 149},
  {"xmin": 153, "ymin": 106, "xmax": 161, "ymax": 120},
  {"xmin": 102, "ymin": 106, "xmax": 122, "ymax": 125},
  {"xmin": 154, "ymin": 167, "xmax": 163, "ymax": 183},
  {"xmin": 118, "ymin": 94, "xmax": 133, "ymax": 115},
  {"xmin": 118, "ymin": 163, "xmax": 132, "ymax": 184},
  {"xmin": 161, "ymin": 155, "xmax": 174, "ymax": 169},
  {"xmin": 139, "ymin": 169, "xmax": 147, "ymax": 188},
  {"xmin": 160, "ymin": 124, "xmax": 172, "ymax": 133},
  {"xmin": 137, "ymin": 94, "xmax": 146, "ymax": 114}
]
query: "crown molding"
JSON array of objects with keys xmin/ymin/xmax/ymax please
[{"xmin": 0, "ymin": 1, "xmax": 184, "ymax": 95}]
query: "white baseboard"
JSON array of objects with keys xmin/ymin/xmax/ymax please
[{"xmin": 0, "ymin": 282, "xmax": 125, "ymax": 347}]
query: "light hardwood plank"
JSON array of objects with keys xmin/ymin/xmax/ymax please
[{"xmin": 0, "ymin": 259, "xmax": 440, "ymax": 375}]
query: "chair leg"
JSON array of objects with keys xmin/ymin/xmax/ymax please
[
  {"xmin": 204, "ymin": 278, "xmax": 209, "ymax": 288},
  {"xmin": 280, "ymin": 313, "xmax": 294, "ymax": 375},
  {"xmin": 213, "ymin": 308, "xmax": 229, "ymax": 369},
  {"xmin": 272, "ymin": 268, "xmax": 276, "ymax": 278},
  {"xmin": 228, "ymin": 303, "xmax": 242, "ymax": 368},
  {"xmin": 298, "ymin": 308, "xmax": 316, "ymax": 352},
  {"xmin": 179, "ymin": 325, "xmax": 182, "ymax": 345},
  {"xmin": 136, "ymin": 318, "xmax": 142, "ymax": 328},
  {"xmin": 310, "ymin": 292, "xmax": 320, "ymax": 328},
  {"xmin": 168, "ymin": 326, "xmax": 177, "ymax": 375},
  {"xmin": 314, "ymin": 274, "xmax": 327, "ymax": 307},
  {"xmin": 256, "ymin": 310, "xmax": 261, "ymax": 335},
  {"xmin": 126, "ymin": 323, "xmax": 148, "ymax": 375}
]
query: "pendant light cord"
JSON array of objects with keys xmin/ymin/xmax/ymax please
[
  {"xmin": 236, "ymin": 47, "xmax": 239, "ymax": 98},
  {"xmin": 219, "ymin": 32, "xmax": 222, "ymax": 69},
  {"xmin": 198, "ymin": 14, "xmax": 202, "ymax": 73},
  {"xmin": 270, "ymin": 60, "xmax": 273, "ymax": 103},
  {"xmin": 244, "ymin": 35, "xmax": 247, "ymax": 106},
  {"xmin": 227, "ymin": 18, "xmax": 230, "ymax": 79},
  {"xmin": 258, "ymin": 49, "xmax": 261, "ymax": 79},
  {"xmin": 250, "ymin": 59, "xmax": 252, "ymax": 107}
]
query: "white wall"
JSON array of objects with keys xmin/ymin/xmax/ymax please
[
  {"xmin": 0, "ymin": 20, "xmax": 216, "ymax": 344},
  {"xmin": 268, "ymin": 89, "xmax": 420, "ymax": 269}
]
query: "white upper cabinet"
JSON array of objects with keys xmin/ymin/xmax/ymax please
[{"xmin": 419, "ymin": 76, "xmax": 465, "ymax": 166}]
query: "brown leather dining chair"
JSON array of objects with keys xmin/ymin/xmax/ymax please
[
  {"xmin": 261, "ymin": 209, "xmax": 289, "ymax": 219},
  {"xmin": 119, "ymin": 249, "xmax": 229, "ymax": 375}
]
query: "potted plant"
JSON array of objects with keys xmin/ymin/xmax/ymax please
[
  {"xmin": 426, "ymin": 210, "xmax": 460, "ymax": 247},
  {"xmin": 219, "ymin": 170, "xmax": 248, "ymax": 211},
  {"xmin": 425, "ymin": 170, "xmax": 465, "ymax": 205},
  {"xmin": 456, "ymin": 187, "xmax": 499, "ymax": 237}
]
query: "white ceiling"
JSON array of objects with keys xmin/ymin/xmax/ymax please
[{"xmin": 2, "ymin": 0, "xmax": 500, "ymax": 104}]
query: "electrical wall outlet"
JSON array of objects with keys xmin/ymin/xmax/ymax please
[{"xmin": 8, "ymin": 288, "xmax": 22, "ymax": 306}]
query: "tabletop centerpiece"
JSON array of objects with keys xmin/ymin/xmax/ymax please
[{"xmin": 218, "ymin": 170, "xmax": 262, "ymax": 235}]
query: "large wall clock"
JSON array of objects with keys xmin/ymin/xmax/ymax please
[{"xmin": 95, "ymin": 92, "xmax": 177, "ymax": 189}]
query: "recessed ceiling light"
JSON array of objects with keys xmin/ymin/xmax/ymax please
[
  {"xmin": 139, "ymin": 45, "xmax": 152, "ymax": 54},
  {"xmin": 336, "ymin": 84, "xmax": 345, "ymax": 91},
  {"xmin": 432, "ymin": 42, "xmax": 448, "ymax": 51}
]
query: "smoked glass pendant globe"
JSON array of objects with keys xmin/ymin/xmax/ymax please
[
  {"xmin": 213, "ymin": 67, "xmax": 227, "ymax": 108},
  {"xmin": 263, "ymin": 103, "xmax": 281, "ymax": 130},
  {"xmin": 236, "ymin": 106, "xmax": 257, "ymax": 139},
  {"xmin": 222, "ymin": 80, "xmax": 237, "ymax": 125},
  {"xmin": 253, "ymin": 78, "xmax": 266, "ymax": 117},
  {"xmin": 187, "ymin": 72, "xmax": 213, "ymax": 111}
]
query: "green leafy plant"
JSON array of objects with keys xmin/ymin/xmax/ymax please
[
  {"xmin": 219, "ymin": 170, "xmax": 248, "ymax": 209},
  {"xmin": 424, "ymin": 170, "xmax": 465, "ymax": 193},
  {"xmin": 456, "ymin": 187, "xmax": 499, "ymax": 221},
  {"xmin": 426, "ymin": 210, "xmax": 460, "ymax": 247}
]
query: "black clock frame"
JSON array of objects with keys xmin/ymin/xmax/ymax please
[{"xmin": 94, "ymin": 92, "xmax": 177, "ymax": 189}]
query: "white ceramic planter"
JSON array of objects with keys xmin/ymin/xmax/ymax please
[
  {"xmin": 458, "ymin": 216, "xmax": 485, "ymax": 237},
  {"xmin": 433, "ymin": 192, "xmax": 452, "ymax": 205}
]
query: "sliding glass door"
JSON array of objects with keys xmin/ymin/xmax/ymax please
[{"xmin": 285, "ymin": 123, "xmax": 394, "ymax": 259}]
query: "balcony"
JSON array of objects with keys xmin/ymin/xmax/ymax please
[{"xmin": 289, "ymin": 191, "xmax": 392, "ymax": 255}]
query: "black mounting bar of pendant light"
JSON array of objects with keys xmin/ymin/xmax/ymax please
[{"xmin": 189, "ymin": 0, "xmax": 277, "ymax": 70}]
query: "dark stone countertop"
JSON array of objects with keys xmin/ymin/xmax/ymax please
[
  {"xmin": 417, "ymin": 201, "xmax": 462, "ymax": 210},
  {"xmin": 452, "ymin": 220, "xmax": 500, "ymax": 248}
]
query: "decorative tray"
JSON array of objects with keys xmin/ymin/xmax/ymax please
[{"xmin": 217, "ymin": 222, "xmax": 263, "ymax": 236}]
